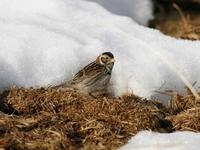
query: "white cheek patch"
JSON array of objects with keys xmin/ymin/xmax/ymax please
[{"xmin": 100, "ymin": 57, "xmax": 106, "ymax": 65}]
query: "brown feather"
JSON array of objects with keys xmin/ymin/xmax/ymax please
[
  {"xmin": 54, "ymin": 52, "xmax": 115, "ymax": 95},
  {"xmin": 70, "ymin": 61, "xmax": 106, "ymax": 85}
]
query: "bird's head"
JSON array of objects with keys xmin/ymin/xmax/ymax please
[{"xmin": 96, "ymin": 52, "xmax": 115, "ymax": 66}]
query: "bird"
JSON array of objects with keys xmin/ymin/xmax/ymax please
[{"xmin": 55, "ymin": 52, "xmax": 115, "ymax": 96}]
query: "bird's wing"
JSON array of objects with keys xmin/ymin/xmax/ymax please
[{"xmin": 70, "ymin": 61, "xmax": 105, "ymax": 84}]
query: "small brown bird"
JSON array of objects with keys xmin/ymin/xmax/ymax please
[{"xmin": 56, "ymin": 52, "xmax": 115, "ymax": 95}]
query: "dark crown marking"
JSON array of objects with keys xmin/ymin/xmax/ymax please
[{"xmin": 102, "ymin": 52, "xmax": 114, "ymax": 58}]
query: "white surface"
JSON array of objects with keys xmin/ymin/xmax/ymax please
[
  {"xmin": 120, "ymin": 131, "xmax": 200, "ymax": 150},
  {"xmin": 0, "ymin": 0, "xmax": 200, "ymax": 99},
  {"xmin": 85, "ymin": 0, "xmax": 154, "ymax": 25}
]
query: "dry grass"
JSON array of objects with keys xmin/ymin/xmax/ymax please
[
  {"xmin": 157, "ymin": 14, "xmax": 200, "ymax": 40},
  {"xmin": 154, "ymin": 3, "xmax": 200, "ymax": 40},
  {"xmin": 167, "ymin": 107, "xmax": 200, "ymax": 132},
  {"xmin": 164, "ymin": 87, "xmax": 200, "ymax": 132},
  {"xmin": 152, "ymin": 3, "xmax": 200, "ymax": 133},
  {"xmin": 0, "ymin": 85, "xmax": 199, "ymax": 149},
  {"xmin": 168, "ymin": 87, "xmax": 200, "ymax": 113},
  {"xmin": 0, "ymin": 87, "xmax": 173, "ymax": 150}
]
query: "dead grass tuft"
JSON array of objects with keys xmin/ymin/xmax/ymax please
[
  {"xmin": 167, "ymin": 107, "xmax": 200, "ymax": 132},
  {"xmin": 153, "ymin": 3, "xmax": 200, "ymax": 40},
  {"xmin": 165, "ymin": 87, "xmax": 200, "ymax": 132},
  {"xmin": 0, "ymin": 87, "xmax": 172, "ymax": 149},
  {"xmin": 0, "ymin": 84, "xmax": 199, "ymax": 149}
]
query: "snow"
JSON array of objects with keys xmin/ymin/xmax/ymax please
[
  {"xmin": 0, "ymin": 0, "xmax": 200, "ymax": 100},
  {"xmin": 84, "ymin": 0, "xmax": 154, "ymax": 25},
  {"xmin": 120, "ymin": 131, "xmax": 200, "ymax": 150}
]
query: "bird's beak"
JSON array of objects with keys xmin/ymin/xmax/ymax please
[{"xmin": 110, "ymin": 58, "xmax": 115, "ymax": 63}]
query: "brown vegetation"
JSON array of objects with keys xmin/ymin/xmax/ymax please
[
  {"xmin": 0, "ymin": 87, "xmax": 172, "ymax": 150},
  {"xmin": 153, "ymin": 2, "xmax": 200, "ymax": 40},
  {"xmin": 0, "ymin": 85, "xmax": 199, "ymax": 149}
]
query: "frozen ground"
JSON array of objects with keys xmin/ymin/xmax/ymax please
[{"xmin": 1, "ymin": 0, "xmax": 200, "ymax": 149}]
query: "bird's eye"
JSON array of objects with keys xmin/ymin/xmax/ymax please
[{"xmin": 101, "ymin": 57, "xmax": 107, "ymax": 63}]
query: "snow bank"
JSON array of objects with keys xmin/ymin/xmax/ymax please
[
  {"xmin": 0, "ymin": 0, "xmax": 200, "ymax": 99},
  {"xmin": 84, "ymin": 0, "xmax": 153, "ymax": 25},
  {"xmin": 120, "ymin": 131, "xmax": 200, "ymax": 150}
]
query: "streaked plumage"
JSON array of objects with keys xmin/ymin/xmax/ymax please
[{"xmin": 56, "ymin": 52, "xmax": 115, "ymax": 95}]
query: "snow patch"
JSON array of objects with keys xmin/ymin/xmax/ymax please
[
  {"xmin": 120, "ymin": 131, "xmax": 200, "ymax": 150},
  {"xmin": 85, "ymin": 0, "xmax": 153, "ymax": 25}
]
